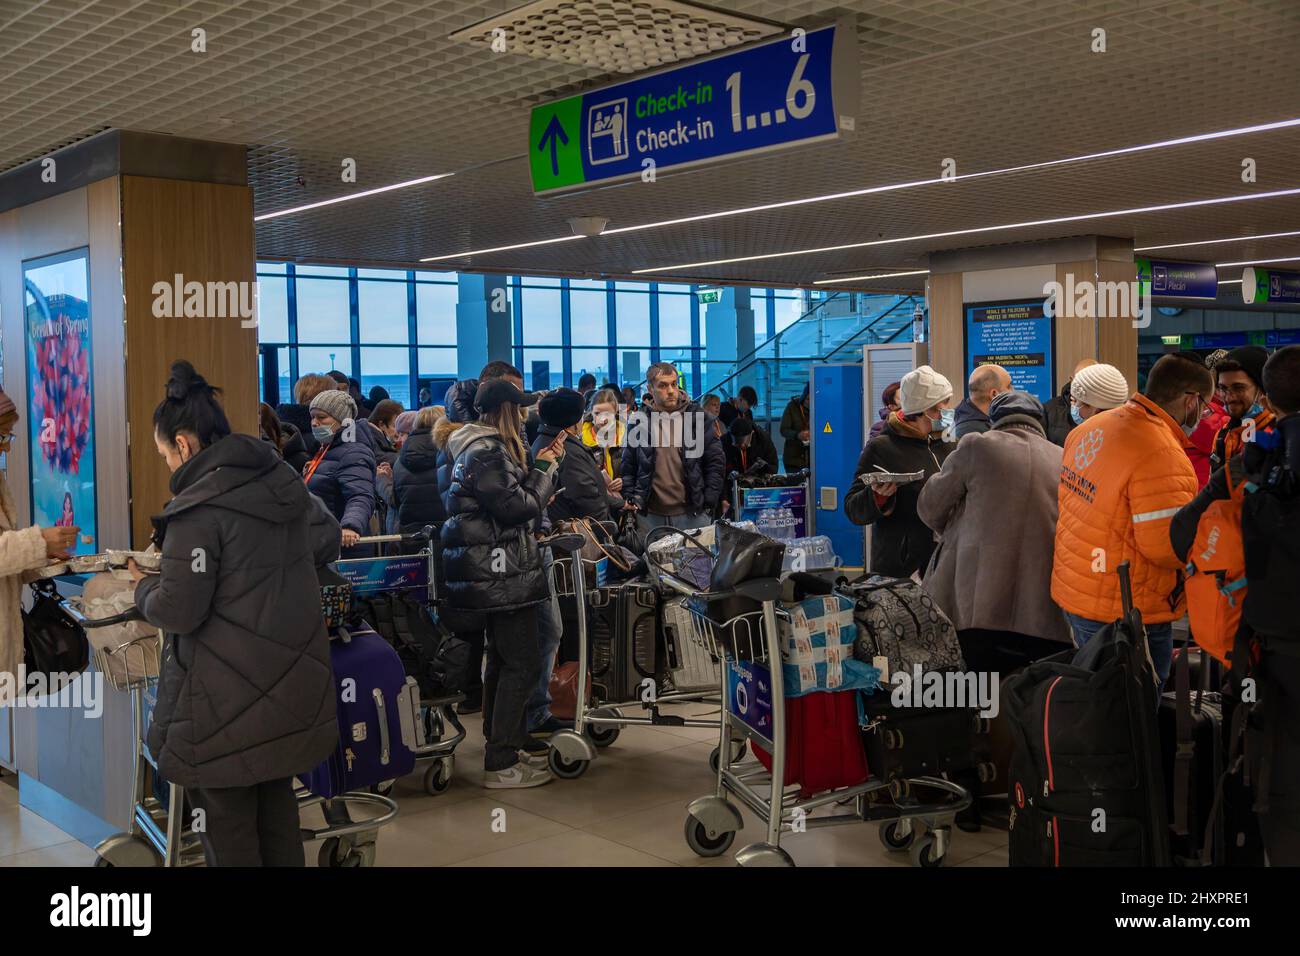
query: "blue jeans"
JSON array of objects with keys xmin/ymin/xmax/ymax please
[
  {"xmin": 526, "ymin": 547, "xmax": 563, "ymax": 729},
  {"xmin": 1064, "ymin": 611, "xmax": 1173, "ymax": 688}
]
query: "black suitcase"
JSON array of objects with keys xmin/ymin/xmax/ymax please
[
  {"xmin": 859, "ymin": 691, "xmax": 987, "ymax": 787},
  {"xmin": 1158, "ymin": 646, "xmax": 1265, "ymax": 866},
  {"xmin": 1004, "ymin": 562, "xmax": 1171, "ymax": 866},
  {"xmin": 589, "ymin": 581, "xmax": 658, "ymax": 704}
]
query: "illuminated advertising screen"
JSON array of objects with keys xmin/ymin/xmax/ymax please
[{"xmin": 23, "ymin": 249, "xmax": 97, "ymax": 554}]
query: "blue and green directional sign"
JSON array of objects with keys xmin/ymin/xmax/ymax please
[
  {"xmin": 528, "ymin": 22, "xmax": 859, "ymax": 195},
  {"xmin": 1242, "ymin": 266, "xmax": 1300, "ymax": 304},
  {"xmin": 1135, "ymin": 257, "xmax": 1218, "ymax": 299}
]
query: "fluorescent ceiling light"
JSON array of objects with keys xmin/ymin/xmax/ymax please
[
  {"xmin": 422, "ymin": 117, "xmax": 1300, "ymax": 261},
  {"xmin": 421, "ymin": 234, "xmax": 583, "ymax": 262},
  {"xmin": 815, "ymin": 270, "xmax": 929, "ymax": 285},
  {"xmin": 255, "ymin": 173, "xmax": 454, "ymax": 222},
  {"xmin": 1136, "ymin": 229, "xmax": 1300, "ymax": 252},
  {"xmin": 633, "ymin": 187, "xmax": 1300, "ymax": 274},
  {"xmin": 1218, "ymin": 279, "xmax": 1243, "ymax": 284},
  {"xmin": 1215, "ymin": 254, "xmax": 1300, "ymax": 267}
]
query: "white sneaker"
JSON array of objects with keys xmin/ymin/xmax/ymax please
[
  {"xmin": 483, "ymin": 763, "xmax": 553, "ymax": 789},
  {"xmin": 519, "ymin": 749, "xmax": 550, "ymax": 770}
]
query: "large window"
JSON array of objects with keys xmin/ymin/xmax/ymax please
[{"xmin": 258, "ymin": 262, "xmax": 808, "ymax": 407}]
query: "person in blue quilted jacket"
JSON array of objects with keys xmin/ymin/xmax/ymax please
[{"xmin": 305, "ymin": 389, "xmax": 376, "ymax": 558}]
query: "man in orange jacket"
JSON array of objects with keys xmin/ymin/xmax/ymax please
[{"xmin": 1051, "ymin": 354, "xmax": 1214, "ymax": 685}]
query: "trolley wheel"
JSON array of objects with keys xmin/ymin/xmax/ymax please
[
  {"xmin": 318, "ymin": 837, "xmax": 364, "ymax": 868},
  {"xmin": 709, "ymin": 739, "xmax": 748, "ymax": 774},
  {"xmin": 424, "ymin": 757, "xmax": 453, "ymax": 795},
  {"xmin": 548, "ymin": 748, "xmax": 589, "ymax": 780},
  {"xmin": 369, "ymin": 780, "xmax": 395, "ymax": 797},
  {"xmin": 586, "ymin": 708, "xmax": 622, "ymax": 748},
  {"xmin": 93, "ymin": 856, "xmax": 113, "ymax": 868},
  {"xmin": 910, "ymin": 834, "xmax": 945, "ymax": 868},
  {"xmin": 878, "ymin": 820, "xmax": 916, "ymax": 852},
  {"xmin": 684, "ymin": 816, "xmax": 736, "ymax": 858},
  {"xmin": 977, "ymin": 761, "xmax": 997, "ymax": 785}
]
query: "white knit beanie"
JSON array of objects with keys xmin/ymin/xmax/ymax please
[
  {"xmin": 1070, "ymin": 363, "xmax": 1130, "ymax": 410},
  {"xmin": 899, "ymin": 365, "xmax": 953, "ymax": 416}
]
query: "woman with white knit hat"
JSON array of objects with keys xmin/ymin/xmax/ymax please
[
  {"xmin": 1068, "ymin": 363, "xmax": 1131, "ymax": 427},
  {"xmin": 844, "ymin": 365, "xmax": 956, "ymax": 578}
]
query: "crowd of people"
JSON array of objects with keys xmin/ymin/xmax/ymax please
[{"xmin": 0, "ymin": 341, "xmax": 1293, "ymax": 865}]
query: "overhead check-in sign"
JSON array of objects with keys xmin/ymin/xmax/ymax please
[
  {"xmin": 1135, "ymin": 257, "xmax": 1218, "ymax": 299},
  {"xmin": 528, "ymin": 22, "xmax": 859, "ymax": 195}
]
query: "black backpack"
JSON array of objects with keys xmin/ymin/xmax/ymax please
[
  {"xmin": 1003, "ymin": 563, "xmax": 1170, "ymax": 866},
  {"xmin": 1241, "ymin": 463, "xmax": 1300, "ymax": 642},
  {"xmin": 352, "ymin": 591, "xmax": 468, "ymax": 699}
]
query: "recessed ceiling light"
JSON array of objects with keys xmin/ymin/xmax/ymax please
[
  {"xmin": 422, "ymin": 117, "xmax": 1300, "ymax": 262},
  {"xmin": 1135, "ymin": 229, "xmax": 1300, "ymax": 251},
  {"xmin": 1214, "ymin": 254, "xmax": 1300, "ymax": 267},
  {"xmin": 631, "ymin": 187, "xmax": 1300, "ymax": 274},
  {"xmin": 255, "ymin": 173, "xmax": 454, "ymax": 222},
  {"xmin": 815, "ymin": 270, "xmax": 930, "ymax": 285}
]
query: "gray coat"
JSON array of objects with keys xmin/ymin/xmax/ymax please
[
  {"xmin": 137, "ymin": 433, "xmax": 341, "ymax": 789},
  {"xmin": 916, "ymin": 415, "xmax": 1071, "ymax": 644}
]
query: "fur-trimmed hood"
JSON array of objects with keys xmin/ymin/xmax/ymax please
[{"xmin": 432, "ymin": 416, "xmax": 465, "ymax": 451}]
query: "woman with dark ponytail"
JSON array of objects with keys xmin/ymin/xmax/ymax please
[{"xmin": 128, "ymin": 360, "xmax": 342, "ymax": 866}]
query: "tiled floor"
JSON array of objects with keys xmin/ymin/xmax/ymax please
[{"xmin": 0, "ymin": 703, "xmax": 1008, "ymax": 868}]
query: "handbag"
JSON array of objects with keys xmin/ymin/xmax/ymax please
[
  {"xmin": 554, "ymin": 516, "xmax": 631, "ymax": 586},
  {"xmin": 21, "ymin": 578, "xmax": 89, "ymax": 693},
  {"xmin": 614, "ymin": 508, "xmax": 646, "ymax": 555},
  {"xmin": 703, "ymin": 523, "xmax": 785, "ymax": 661},
  {"xmin": 548, "ymin": 660, "xmax": 591, "ymax": 721}
]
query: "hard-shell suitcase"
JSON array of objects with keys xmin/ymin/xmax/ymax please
[
  {"xmin": 753, "ymin": 689, "xmax": 869, "ymax": 798},
  {"xmin": 300, "ymin": 623, "xmax": 420, "ymax": 799},
  {"xmin": 1003, "ymin": 563, "xmax": 1170, "ymax": 866},
  {"xmin": 590, "ymin": 581, "xmax": 659, "ymax": 704},
  {"xmin": 661, "ymin": 597, "xmax": 718, "ymax": 692}
]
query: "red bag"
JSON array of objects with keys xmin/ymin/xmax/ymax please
[
  {"xmin": 548, "ymin": 662, "xmax": 591, "ymax": 721},
  {"xmin": 752, "ymin": 690, "xmax": 869, "ymax": 797}
]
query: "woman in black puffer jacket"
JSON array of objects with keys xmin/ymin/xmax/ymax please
[{"xmin": 441, "ymin": 379, "xmax": 562, "ymax": 789}]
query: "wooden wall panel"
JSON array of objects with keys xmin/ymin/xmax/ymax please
[
  {"xmin": 1096, "ymin": 257, "xmax": 1140, "ymax": 392},
  {"xmin": 1054, "ymin": 259, "xmax": 1099, "ymax": 389},
  {"xmin": 927, "ymin": 272, "xmax": 964, "ymax": 388},
  {"xmin": 121, "ymin": 176, "xmax": 257, "ymax": 547}
]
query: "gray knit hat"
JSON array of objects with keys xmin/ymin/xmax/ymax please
[{"xmin": 310, "ymin": 388, "xmax": 357, "ymax": 424}]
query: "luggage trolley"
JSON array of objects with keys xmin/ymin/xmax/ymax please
[
  {"xmin": 333, "ymin": 530, "xmax": 466, "ymax": 798},
  {"xmin": 66, "ymin": 584, "xmax": 400, "ymax": 867},
  {"xmin": 671, "ymin": 577, "xmax": 972, "ymax": 867},
  {"xmin": 545, "ymin": 533, "xmax": 731, "ymax": 780}
]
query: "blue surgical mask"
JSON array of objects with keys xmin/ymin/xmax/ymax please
[
  {"xmin": 312, "ymin": 425, "xmax": 334, "ymax": 443},
  {"xmin": 937, "ymin": 408, "xmax": 955, "ymax": 432},
  {"xmin": 1070, "ymin": 403, "xmax": 1084, "ymax": 426},
  {"xmin": 1246, "ymin": 402, "xmax": 1264, "ymax": 419}
]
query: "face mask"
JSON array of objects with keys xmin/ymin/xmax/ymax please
[
  {"xmin": 1246, "ymin": 402, "xmax": 1264, "ymax": 419},
  {"xmin": 312, "ymin": 425, "xmax": 334, "ymax": 443},
  {"xmin": 936, "ymin": 408, "xmax": 954, "ymax": 433},
  {"xmin": 1070, "ymin": 403, "xmax": 1084, "ymax": 426}
]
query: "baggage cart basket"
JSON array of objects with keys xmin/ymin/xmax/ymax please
[
  {"xmin": 335, "ymin": 530, "xmax": 466, "ymax": 799},
  {"xmin": 669, "ymin": 575, "xmax": 972, "ymax": 867},
  {"xmin": 545, "ymin": 537, "xmax": 733, "ymax": 781},
  {"xmin": 65, "ymin": 593, "xmax": 399, "ymax": 868}
]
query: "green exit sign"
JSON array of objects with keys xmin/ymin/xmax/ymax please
[{"xmin": 696, "ymin": 288, "xmax": 722, "ymax": 304}]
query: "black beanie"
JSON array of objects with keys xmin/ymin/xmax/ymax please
[
  {"xmin": 538, "ymin": 387, "xmax": 585, "ymax": 429},
  {"xmin": 1221, "ymin": 346, "xmax": 1269, "ymax": 390}
]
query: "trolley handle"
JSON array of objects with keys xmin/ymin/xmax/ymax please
[
  {"xmin": 539, "ymin": 532, "xmax": 586, "ymax": 555},
  {"xmin": 59, "ymin": 598, "xmax": 144, "ymax": 628}
]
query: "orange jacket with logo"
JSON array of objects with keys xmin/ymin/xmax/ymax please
[{"xmin": 1051, "ymin": 394, "xmax": 1199, "ymax": 624}]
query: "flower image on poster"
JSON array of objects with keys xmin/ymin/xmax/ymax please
[{"xmin": 23, "ymin": 248, "xmax": 97, "ymax": 554}]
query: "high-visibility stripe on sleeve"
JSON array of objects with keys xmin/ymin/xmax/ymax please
[{"xmin": 1132, "ymin": 507, "xmax": 1180, "ymax": 523}]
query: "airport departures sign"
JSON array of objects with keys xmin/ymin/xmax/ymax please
[{"xmin": 528, "ymin": 22, "xmax": 859, "ymax": 195}]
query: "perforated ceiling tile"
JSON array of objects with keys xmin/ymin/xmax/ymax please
[
  {"xmin": 2, "ymin": 1, "xmax": 1299, "ymax": 289},
  {"xmin": 451, "ymin": 0, "xmax": 782, "ymax": 73}
]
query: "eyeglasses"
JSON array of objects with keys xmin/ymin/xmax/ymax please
[
  {"xmin": 1184, "ymin": 391, "xmax": 1214, "ymax": 419},
  {"xmin": 1216, "ymin": 383, "xmax": 1255, "ymax": 397}
]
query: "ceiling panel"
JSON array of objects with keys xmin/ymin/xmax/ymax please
[{"xmin": 1, "ymin": 0, "xmax": 1297, "ymax": 289}]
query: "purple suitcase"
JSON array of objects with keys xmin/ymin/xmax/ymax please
[{"xmin": 301, "ymin": 623, "xmax": 419, "ymax": 798}]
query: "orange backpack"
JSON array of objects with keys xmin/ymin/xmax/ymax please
[{"xmin": 1184, "ymin": 486, "xmax": 1252, "ymax": 666}]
